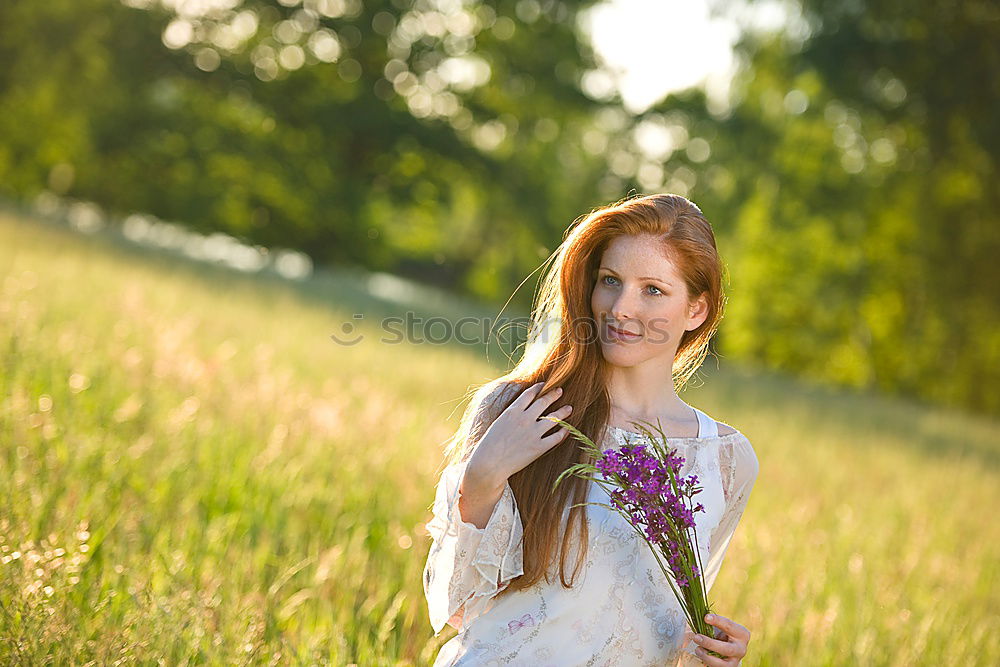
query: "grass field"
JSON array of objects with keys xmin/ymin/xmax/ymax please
[{"xmin": 1, "ymin": 210, "xmax": 998, "ymax": 665}]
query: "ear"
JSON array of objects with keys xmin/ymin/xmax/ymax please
[{"xmin": 685, "ymin": 292, "xmax": 710, "ymax": 331}]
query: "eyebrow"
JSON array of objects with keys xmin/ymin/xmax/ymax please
[{"xmin": 599, "ymin": 266, "xmax": 673, "ymax": 286}]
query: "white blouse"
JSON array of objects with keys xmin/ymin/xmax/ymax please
[{"xmin": 423, "ymin": 400, "xmax": 759, "ymax": 667}]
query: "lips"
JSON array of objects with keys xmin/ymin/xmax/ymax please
[{"xmin": 608, "ymin": 323, "xmax": 640, "ymax": 339}]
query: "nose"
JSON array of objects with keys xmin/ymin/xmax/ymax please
[{"xmin": 610, "ymin": 290, "xmax": 637, "ymax": 322}]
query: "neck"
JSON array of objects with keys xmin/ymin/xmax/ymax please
[{"xmin": 605, "ymin": 363, "xmax": 691, "ymax": 422}]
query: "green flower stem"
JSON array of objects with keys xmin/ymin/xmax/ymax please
[{"xmin": 546, "ymin": 415, "xmax": 725, "ymax": 659}]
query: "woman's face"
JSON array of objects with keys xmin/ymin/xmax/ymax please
[{"xmin": 590, "ymin": 234, "xmax": 708, "ymax": 368}]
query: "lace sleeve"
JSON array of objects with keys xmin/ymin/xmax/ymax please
[
  {"xmin": 703, "ymin": 433, "xmax": 760, "ymax": 593},
  {"xmin": 422, "ymin": 382, "xmax": 525, "ymax": 637}
]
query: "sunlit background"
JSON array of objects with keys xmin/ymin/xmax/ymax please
[{"xmin": 1, "ymin": 0, "xmax": 997, "ymax": 664}]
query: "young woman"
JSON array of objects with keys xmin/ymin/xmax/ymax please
[{"xmin": 423, "ymin": 194, "xmax": 759, "ymax": 666}]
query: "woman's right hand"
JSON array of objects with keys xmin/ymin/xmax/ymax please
[{"xmin": 465, "ymin": 382, "xmax": 573, "ymax": 489}]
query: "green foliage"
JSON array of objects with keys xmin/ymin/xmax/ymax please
[
  {"xmin": 663, "ymin": 2, "xmax": 1000, "ymax": 414},
  {"xmin": 0, "ymin": 0, "xmax": 611, "ymax": 293},
  {"xmin": 0, "ymin": 0, "xmax": 995, "ymax": 416}
]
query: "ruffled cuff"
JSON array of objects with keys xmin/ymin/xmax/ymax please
[{"xmin": 423, "ymin": 461, "xmax": 524, "ymax": 636}]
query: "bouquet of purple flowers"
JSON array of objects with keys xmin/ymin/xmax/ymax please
[{"xmin": 548, "ymin": 416, "xmax": 725, "ymax": 659}]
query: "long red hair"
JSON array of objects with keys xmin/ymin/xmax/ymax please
[{"xmin": 443, "ymin": 193, "xmax": 727, "ymax": 595}]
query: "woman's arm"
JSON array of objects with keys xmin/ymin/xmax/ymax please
[
  {"xmin": 703, "ymin": 434, "xmax": 760, "ymax": 592},
  {"xmin": 423, "ymin": 459, "xmax": 524, "ymax": 635},
  {"xmin": 422, "ymin": 382, "xmax": 525, "ymax": 636},
  {"xmin": 458, "ymin": 469, "xmax": 508, "ymax": 530}
]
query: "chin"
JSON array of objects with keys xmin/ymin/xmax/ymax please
[{"xmin": 600, "ymin": 345, "xmax": 645, "ymax": 367}]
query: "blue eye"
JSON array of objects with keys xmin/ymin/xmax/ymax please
[
  {"xmin": 600, "ymin": 275, "xmax": 663, "ymax": 296},
  {"xmin": 601, "ymin": 276, "xmax": 664, "ymax": 296}
]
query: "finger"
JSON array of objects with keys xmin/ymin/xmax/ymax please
[
  {"xmin": 705, "ymin": 614, "xmax": 750, "ymax": 643},
  {"xmin": 692, "ymin": 632, "xmax": 738, "ymax": 657},
  {"xmin": 539, "ymin": 425, "xmax": 570, "ymax": 448},
  {"xmin": 692, "ymin": 646, "xmax": 731, "ymax": 667},
  {"xmin": 512, "ymin": 382, "xmax": 545, "ymax": 409},
  {"xmin": 538, "ymin": 405, "xmax": 573, "ymax": 434},
  {"xmin": 544, "ymin": 403, "xmax": 573, "ymax": 422},
  {"xmin": 525, "ymin": 385, "xmax": 563, "ymax": 419}
]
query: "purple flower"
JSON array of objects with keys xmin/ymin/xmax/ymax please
[{"xmin": 557, "ymin": 423, "xmax": 719, "ymax": 638}]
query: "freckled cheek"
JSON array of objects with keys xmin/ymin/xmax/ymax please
[
  {"xmin": 644, "ymin": 316, "xmax": 675, "ymax": 345},
  {"xmin": 590, "ymin": 291, "xmax": 611, "ymax": 315}
]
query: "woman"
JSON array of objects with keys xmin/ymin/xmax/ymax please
[{"xmin": 423, "ymin": 194, "xmax": 759, "ymax": 666}]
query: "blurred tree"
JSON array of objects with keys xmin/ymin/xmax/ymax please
[
  {"xmin": 649, "ymin": 0, "xmax": 1000, "ymax": 413},
  {"xmin": 0, "ymin": 0, "xmax": 615, "ymax": 304},
  {"xmin": 1, "ymin": 0, "xmax": 996, "ymax": 414}
]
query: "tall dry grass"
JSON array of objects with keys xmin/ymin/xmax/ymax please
[{"xmin": 1, "ymin": 212, "xmax": 997, "ymax": 665}]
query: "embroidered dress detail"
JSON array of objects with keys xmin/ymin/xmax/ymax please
[{"xmin": 423, "ymin": 386, "xmax": 759, "ymax": 666}]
